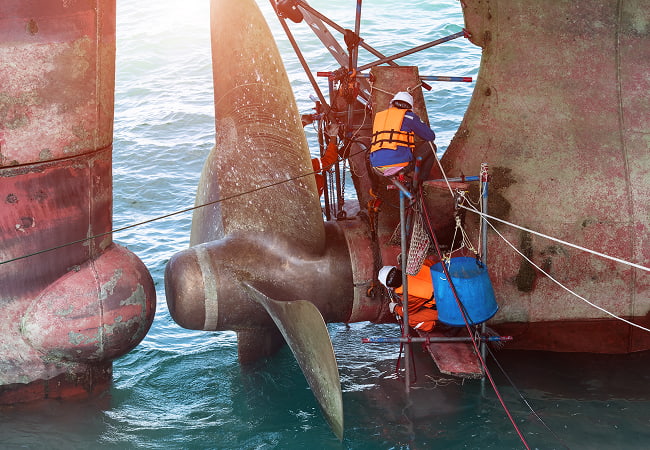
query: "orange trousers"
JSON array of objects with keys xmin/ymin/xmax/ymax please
[{"xmin": 394, "ymin": 294, "xmax": 438, "ymax": 332}]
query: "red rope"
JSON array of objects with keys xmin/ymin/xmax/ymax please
[
  {"xmin": 419, "ymin": 188, "xmax": 530, "ymax": 450},
  {"xmin": 394, "ymin": 319, "xmax": 417, "ymax": 384}
]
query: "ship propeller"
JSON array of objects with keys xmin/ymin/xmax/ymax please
[
  {"xmin": 165, "ymin": 0, "xmax": 357, "ymax": 439},
  {"xmin": 243, "ymin": 283, "xmax": 344, "ymax": 440}
]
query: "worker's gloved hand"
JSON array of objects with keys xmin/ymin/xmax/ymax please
[
  {"xmin": 326, "ymin": 122, "xmax": 340, "ymax": 137},
  {"xmin": 389, "ymin": 302, "xmax": 398, "ymax": 314}
]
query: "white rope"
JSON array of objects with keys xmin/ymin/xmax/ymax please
[
  {"xmin": 431, "ymin": 156, "xmax": 650, "ymax": 333},
  {"xmin": 458, "ymin": 203, "xmax": 650, "ymax": 273},
  {"xmin": 473, "ymin": 206, "xmax": 650, "ymax": 333},
  {"xmin": 370, "ymin": 84, "xmax": 394, "ymax": 97},
  {"xmin": 431, "ymin": 141, "xmax": 455, "ymax": 198},
  {"xmin": 448, "ymin": 213, "xmax": 477, "ymax": 259},
  {"xmin": 407, "ymin": 82, "xmax": 423, "ymax": 95}
]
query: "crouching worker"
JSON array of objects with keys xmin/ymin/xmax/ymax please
[
  {"xmin": 378, "ymin": 264, "xmax": 438, "ymax": 332},
  {"xmin": 369, "ymin": 91, "xmax": 436, "ymax": 188}
]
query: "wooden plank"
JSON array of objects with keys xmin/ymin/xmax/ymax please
[{"xmin": 417, "ymin": 329, "xmax": 484, "ymax": 379}]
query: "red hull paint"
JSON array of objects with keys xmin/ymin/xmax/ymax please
[
  {"xmin": 437, "ymin": 0, "xmax": 650, "ymax": 353},
  {"xmin": 496, "ymin": 315, "xmax": 650, "ymax": 354},
  {"xmin": 0, "ymin": 363, "xmax": 112, "ymax": 404},
  {"xmin": 0, "ymin": 0, "xmax": 155, "ymax": 403}
]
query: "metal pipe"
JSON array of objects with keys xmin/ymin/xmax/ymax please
[
  {"xmin": 414, "ymin": 157, "xmax": 421, "ymax": 187},
  {"xmin": 362, "ymin": 336, "xmax": 513, "ymax": 344},
  {"xmin": 419, "ymin": 76, "xmax": 472, "ymax": 82},
  {"xmin": 399, "ymin": 189, "xmax": 411, "ymax": 393},
  {"xmin": 344, "ymin": 0, "xmax": 362, "ymax": 172},
  {"xmin": 353, "ymin": 0, "xmax": 362, "ymax": 68},
  {"xmin": 429, "ymin": 176, "xmax": 480, "ymax": 183},
  {"xmin": 318, "ymin": 72, "xmax": 472, "ymax": 83},
  {"xmin": 480, "ymin": 163, "xmax": 489, "ymax": 377},
  {"xmin": 273, "ymin": 6, "xmax": 330, "ymax": 108},
  {"xmin": 392, "ymin": 179, "xmax": 413, "ymax": 198},
  {"xmin": 480, "ymin": 163, "xmax": 489, "ymax": 264},
  {"xmin": 295, "ymin": 0, "xmax": 401, "ymax": 68},
  {"xmin": 334, "ymin": 160, "xmax": 342, "ymax": 217},
  {"xmin": 357, "ymin": 31, "xmax": 465, "ymax": 72}
]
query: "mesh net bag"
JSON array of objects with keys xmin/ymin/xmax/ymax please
[{"xmin": 406, "ymin": 212, "xmax": 430, "ymax": 275}]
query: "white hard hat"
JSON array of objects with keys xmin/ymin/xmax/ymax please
[
  {"xmin": 390, "ymin": 91, "xmax": 413, "ymax": 109},
  {"xmin": 378, "ymin": 265, "xmax": 397, "ymax": 288}
]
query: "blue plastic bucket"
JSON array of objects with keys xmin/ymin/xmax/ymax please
[{"xmin": 430, "ymin": 257, "xmax": 499, "ymax": 326}]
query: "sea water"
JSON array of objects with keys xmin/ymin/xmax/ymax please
[{"xmin": 1, "ymin": 1, "xmax": 649, "ymax": 448}]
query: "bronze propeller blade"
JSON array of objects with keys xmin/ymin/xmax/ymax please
[{"xmin": 243, "ymin": 283, "xmax": 344, "ymax": 440}]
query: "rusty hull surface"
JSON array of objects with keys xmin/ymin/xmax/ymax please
[
  {"xmin": 443, "ymin": 0, "xmax": 650, "ymax": 352},
  {"xmin": 0, "ymin": 0, "xmax": 155, "ymax": 403},
  {"xmin": 169, "ymin": 0, "xmax": 650, "ymax": 375}
]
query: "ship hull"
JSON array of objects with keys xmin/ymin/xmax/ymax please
[
  {"xmin": 0, "ymin": 0, "xmax": 155, "ymax": 402},
  {"xmin": 441, "ymin": 0, "xmax": 650, "ymax": 352}
]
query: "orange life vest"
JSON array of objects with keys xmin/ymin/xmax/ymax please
[{"xmin": 369, "ymin": 107, "xmax": 415, "ymax": 153}]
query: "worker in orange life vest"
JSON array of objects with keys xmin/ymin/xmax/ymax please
[
  {"xmin": 369, "ymin": 91, "xmax": 437, "ymax": 187},
  {"xmin": 378, "ymin": 264, "xmax": 438, "ymax": 332}
]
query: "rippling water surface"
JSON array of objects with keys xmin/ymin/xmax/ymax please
[{"xmin": 2, "ymin": 1, "xmax": 649, "ymax": 448}]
